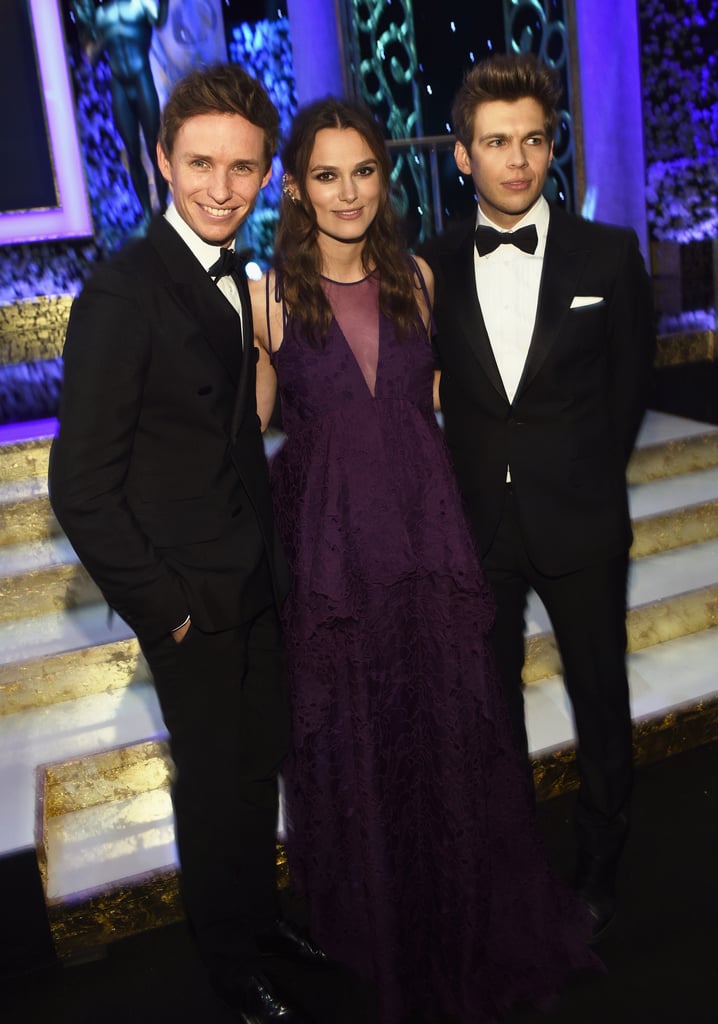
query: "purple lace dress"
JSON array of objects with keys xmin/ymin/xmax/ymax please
[{"xmin": 269, "ymin": 271, "xmax": 599, "ymax": 1023}]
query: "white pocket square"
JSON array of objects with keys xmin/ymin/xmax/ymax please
[{"xmin": 570, "ymin": 295, "xmax": 604, "ymax": 308}]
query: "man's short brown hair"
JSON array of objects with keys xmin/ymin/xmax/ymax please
[
  {"xmin": 159, "ymin": 63, "xmax": 279, "ymax": 173},
  {"xmin": 452, "ymin": 53, "xmax": 562, "ymax": 150}
]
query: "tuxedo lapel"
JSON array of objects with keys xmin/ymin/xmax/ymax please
[
  {"xmin": 148, "ymin": 217, "xmax": 242, "ymax": 385},
  {"xmin": 515, "ymin": 209, "xmax": 589, "ymax": 398},
  {"xmin": 230, "ymin": 268, "xmax": 254, "ymax": 441},
  {"xmin": 445, "ymin": 223, "xmax": 508, "ymax": 399}
]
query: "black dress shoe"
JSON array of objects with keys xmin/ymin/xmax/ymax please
[
  {"xmin": 224, "ymin": 970, "xmax": 313, "ymax": 1023},
  {"xmin": 575, "ymin": 847, "xmax": 620, "ymax": 944},
  {"xmin": 257, "ymin": 919, "xmax": 330, "ymax": 968},
  {"xmin": 581, "ymin": 892, "xmax": 616, "ymax": 944}
]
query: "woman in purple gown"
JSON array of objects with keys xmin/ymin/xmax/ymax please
[{"xmin": 249, "ymin": 98, "xmax": 599, "ymax": 1024}]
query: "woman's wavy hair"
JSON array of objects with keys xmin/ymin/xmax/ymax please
[{"xmin": 274, "ymin": 98, "xmax": 422, "ymax": 344}]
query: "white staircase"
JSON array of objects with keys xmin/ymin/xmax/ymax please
[{"xmin": 1, "ymin": 411, "xmax": 717, "ymax": 957}]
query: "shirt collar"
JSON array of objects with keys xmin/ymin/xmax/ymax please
[
  {"xmin": 164, "ymin": 203, "xmax": 237, "ymax": 273},
  {"xmin": 477, "ymin": 194, "xmax": 549, "ymax": 229}
]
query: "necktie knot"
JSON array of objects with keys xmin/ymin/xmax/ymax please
[
  {"xmin": 475, "ymin": 223, "xmax": 538, "ymax": 257},
  {"xmin": 209, "ymin": 247, "xmax": 245, "ymax": 281}
]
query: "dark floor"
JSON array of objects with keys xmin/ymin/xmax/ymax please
[{"xmin": 3, "ymin": 738, "xmax": 717, "ymax": 1024}]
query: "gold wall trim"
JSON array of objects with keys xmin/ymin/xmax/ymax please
[
  {"xmin": 0, "ymin": 295, "xmax": 72, "ymax": 365},
  {"xmin": 655, "ymin": 329, "xmax": 717, "ymax": 368}
]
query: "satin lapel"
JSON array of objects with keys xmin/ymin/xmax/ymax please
[
  {"xmin": 515, "ymin": 209, "xmax": 589, "ymax": 398},
  {"xmin": 147, "ymin": 217, "xmax": 241, "ymax": 385},
  {"xmin": 446, "ymin": 225, "xmax": 507, "ymax": 399},
  {"xmin": 230, "ymin": 269, "xmax": 254, "ymax": 441}
]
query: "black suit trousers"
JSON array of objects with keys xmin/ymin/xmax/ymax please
[
  {"xmin": 140, "ymin": 594, "xmax": 289, "ymax": 985},
  {"xmin": 483, "ymin": 487, "xmax": 633, "ymax": 863}
]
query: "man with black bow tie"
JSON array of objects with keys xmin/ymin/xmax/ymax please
[
  {"xmin": 49, "ymin": 64, "xmax": 324, "ymax": 1022},
  {"xmin": 421, "ymin": 53, "xmax": 655, "ymax": 943}
]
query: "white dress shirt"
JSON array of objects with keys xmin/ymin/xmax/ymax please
[
  {"xmin": 473, "ymin": 195, "xmax": 549, "ymax": 404},
  {"xmin": 164, "ymin": 204, "xmax": 243, "ymax": 328}
]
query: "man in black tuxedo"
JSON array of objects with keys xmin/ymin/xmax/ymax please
[
  {"xmin": 49, "ymin": 64, "xmax": 324, "ymax": 1022},
  {"xmin": 421, "ymin": 53, "xmax": 655, "ymax": 941}
]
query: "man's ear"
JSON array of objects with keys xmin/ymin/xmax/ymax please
[
  {"xmin": 156, "ymin": 142, "xmax": 172, "ymax": 185},
  {"xmin": 454, "ymin": 140, "xmax": 471, "ymax": 175}
]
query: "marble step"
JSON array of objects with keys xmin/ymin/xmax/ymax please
[
  {"xmin": 629, "ymin": 464, "xmax": 718, "ymax": 557},
  {"xmin": 3, "ymin": 522, "xmax": 718, "ymax": 719},
  {"xmin": 3, "ymin": 450, "xmax": 718, "ymax": 552},
  {"xmin": 0, "ymin": 601, "xmax": 141, "ymax": 717},
  {"xmin": 0, "ymin": 412, "xmax": 717, "ymax": 557},
  {"xmin": 0, "ymin": 534, "xmax": 100, "ymax": 623},
  {"xmin": 0, "ymin": 460, "xmax": 59, "ymax": 546},
  {"xmin": 627, "ymin": 411, "xmax": 718, "ymax": 484},
  {"xmin": 30, "ymin": 624, "xmax": 718, "ymax": 958},
  {"xmin": 523, "ymin": 535, "xmax": 718, "ymax": 683},
  {"xmin": 1, "ymin": 411, "xmax": 717, "ymax": 486},
  {"xmin": 0, "ymin": 680, "xmax": 166, "ymax": 858},
  {"xmin": 0, "ymin": 419, "xmax": 55, "ymax": 483}
]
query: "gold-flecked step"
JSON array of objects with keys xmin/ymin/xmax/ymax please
[
  {"xmin": 0, "ymin": 559, "xmax": 101, "ymax": 623},
  {"xmin": 533, "ymin": 687, "xmax": 718, "ymax": 801},
  {"xmin": 37, "ymin": 739, "xmax": 181, "ymax": 957},
  {"xmin": 627, "ymin": 428, "xmax": 718, "ymax": 484},
  {"xmin": 631, "ymin": 498, "xmax": 718, "ymax": 557},
  {"xmin": 0, "ymin": 435, "xmax": 53, "ymax": 485},
  {"xmin": 0, "ymin": 492, "xmax": 59, "ymax": 546},
  {"xmin": 37, "ymin": 740, "xmax": 289, "ymax": 958},
  {"xmin": 0, "ymin": 636, "xmax": 144, "ymax": 717},
  {"xmin": 37, "ymin": 677, "xmax": 718, "ymax": 958},
  {"xmin": 524, "ymin": 582, "xmax": 718, "ymax": 684}
]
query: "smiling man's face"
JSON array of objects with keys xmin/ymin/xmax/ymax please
[{"xmin": 158, "ymin": 111, "xmax": 271, "ymax": 246}]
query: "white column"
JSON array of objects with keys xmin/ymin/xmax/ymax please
[
  {"xmin": 286, "ymin": 0, "xmax": 346, "ymax": 104},
  {"xmin": 574, "ymin": 2, "xmax": 649, "ymax": 257}
]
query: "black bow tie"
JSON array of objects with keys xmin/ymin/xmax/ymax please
[
  {"xmin": 475, "ymin": 223, "xmax": 538, "ymax": 257},
  {"xmin": 208, "ymin": 247, "xmax": 246, "ymax": 281}
]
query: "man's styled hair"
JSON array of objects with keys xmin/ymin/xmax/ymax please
[
  {"xmin": 451, "ymin": 53, "xmax": 562, "ymax": 150},
  {"xmin": 159, "ymin": 63, "xmax": 279, "ymax": 172}
]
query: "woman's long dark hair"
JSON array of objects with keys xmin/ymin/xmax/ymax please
[{"xmin": 274, "ymin": 98, "xmax": 423, "ymax": 344}]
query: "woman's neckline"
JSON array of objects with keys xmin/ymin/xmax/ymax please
[{"xmin": 320, "ymin": 269, "xmax": 377, "ymax": 286}]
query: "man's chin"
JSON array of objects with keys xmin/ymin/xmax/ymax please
[{"xmin": 198, "ymin": 228, "xmax": 240, "ymax": 247}]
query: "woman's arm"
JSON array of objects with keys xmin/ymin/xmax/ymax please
[
  {"xmin": 249, "ymin": 273, "xmax": 285, "ymax": 432},
  {"xmin": 255, "ymin": 341, "xmax": 277, "ymax": 433},
  {"xmin": 412, "ymin": 255, "xmax": 435, "ymax": 332},
  {"xmin": 412, "ymin": 256, "xmax": 441, "ymax": 410}
]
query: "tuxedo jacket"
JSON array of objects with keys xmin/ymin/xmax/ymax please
[
  {"xmin": 421, "ymin": 206, "xmax": 656, "ymax": 576},
  {"xmin": 49, "ymin": 215, "xmax": 288, "ymax": 647}
]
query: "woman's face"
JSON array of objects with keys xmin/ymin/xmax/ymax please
[{"xmin": 300, "ymin": 127, "xmax": 382, "ymax": 246}]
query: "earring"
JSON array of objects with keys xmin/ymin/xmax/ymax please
[{"xmin": 281, "ymin": 173, "xmax": 298, "ymax": 203}]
